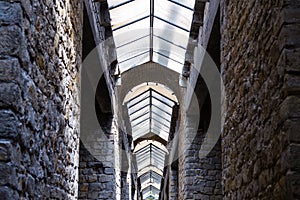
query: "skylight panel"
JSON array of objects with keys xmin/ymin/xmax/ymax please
[
  {"xmin": 128, "ymin": 95, "xmax": 149, "ymax": 113},
  {"xmin": 116, "ymin": 38, "xmax": 149, "ymax": 64},
  {"xmin": 108, "ymin": 0, "xmax": 196, "ymax": 74},
  {"xmin": 154, "ymin": 0, "xmax": 194, "ymax": 31},
  {"xmin": 153, "ymin": 36, "xmax": 186, "ymax": 65},
  {"xmin": 128, "ymin": 97, "xmax": 150, "ymax": 113},
  {"xmin": 168, "ymin": 0, "xmax": 195, "ymax": 10},
  {"xmin": 152, "ymin": 105, "xmax": 172, "ymax": 117},
  {"xmin": 153, "ymin": 18, "xmax": 190, "ymax": 51},
  {"xmin": 109, "ymin": 0, "xmax": 150, "ymax": 30},
  {"xmin": 107, "ymin": 0, "xmax": 133, "ymax": 8},
  {"xmin": 152, "ymin": 90, "xmax": 175, "ymax": 107},
  {"xmin": 118, "ymin": 51, "xmax": 150, "ymax": 73},
  {"xmin": 131, "ymin": 113, "xmax": 150, "ymax": 127},
  {"xmin": 152, "ymin": 113, "xmax": 170, "ymax": 127},
  {"xmin": 153, "ymin": 52, "xmax": 183, "ymax": 74},
  {"xmin": 132, "ymin": 119, "xmax": 149, "ymax": 131},
  {"xmin": 140, "ymin": 171, "xmax": 162, "ymax": 186},
  {"xmin": 152, "ymin": 98, "xmax": 173, "ymax": 113},
  {"xmin": 151, "ymin": 119, "xmax": 170, "ymax": 133}
]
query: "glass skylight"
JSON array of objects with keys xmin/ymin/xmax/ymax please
[
  {"xmin": 109, "ymin": 0, "xmax": 150, "ymax": 30},
  {"xmin": 107, "ymin": 0, "xmax": 196, "ymax": 73},
  {"xmin": 126, "ymin": 88, "xmax": 175, "ymax": 141},
  {"xmin": 142, "ymin": 186, "xmax": 160, "ymax": 200},
  {"xmin": 125, "ymin": 86, "xmax": 179, "ymax": 199}
]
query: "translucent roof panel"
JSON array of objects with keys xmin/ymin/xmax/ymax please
[
  {"xmin": 132, "ymin": 119, "xmax": 149, "ymax": 133},
  {"xmin": 107, "ymin": 0, "xmax": 133, "ymax": 8},
  {"xmin": 153, "ymin": 36, "xmax": 186, "ymax": 65},
  {"xmin": 129, "ymin": 105, "xmax": 149, "ymax": 120},
  {"xmin": 153, "ymin": 19, "xmax": 190, "ymax": 49},
  {"xmin": 169, "ymin": 0, "xmax": 195, "ymax": 10},
  {"xmin": 135, "ymin": 143, "xmax": 166, "ymax": 172},
  {"xmin": 154, "ymin": 0, "xmax": 194, "ymax": 31},
  {"xmin": 118, "ymin": 51, "xmax": 150, "ymax": 73},
  {"xmin": 126, "ymin": 87, "xmax": 179, "ymax": 198},
  {"xmin": 107, "ymin": 0, "xmax": 196, "ymax": 74},
  {"xmin": 153, "ymin": 51, "xmax": 183, "ymax": 74},
  {"xmin": 140, "ymin": 170, "xmax": 162, "ymax": 186},
  {"xmin": 152, "ymin": 98, "xmax": 173, "ymax": 113},
  {"xmin": 127, "ymin": 94, "xmax": 150, "ymax": 110},
  {"xmin": 127, "ymin": 90, "xmax": 150, "ymax": 107},
  {"xmin": 109, "ymin": 0, "xmax": 150, "ymax": 30},
  {"xmin": 143, "ymin": 192, "xmax": 159, "ymax": 200},
  {"xmin": 142, "ymin": 186, "xmax": 160, "ymax": 199},
  {"xmin": 117, "ymin": 37, "xmax": 150, "ymax": 62},
  {"xmin": 152, "ymin": 90, "xmax": 175, "ymax": 107},
  {"xmin": 131, "ymin": 113, "xmax": 150, "ymax": 128},
  {"xmin": 126, "ymin": 88, "xmax": 176, "ymax": 142}
]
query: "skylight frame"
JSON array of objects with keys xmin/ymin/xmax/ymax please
[{"xmin": 107, "ymin": 0, "xmax": 196, "ymax": 74}]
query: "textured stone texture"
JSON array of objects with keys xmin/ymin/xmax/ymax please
[
  {"xmin": 178, "ymin": 112, "xmax": 222, "ymax": 200},
  {"xmin": 78, "ymin": 141, "xmax": 116, "ymax": 200},
  {"xmin": 0, "ymin": 0, "xmax": 82, "ymax": 199},
  {"xmin": 0, "ymin": 0, "xmax": 299, "ymax": 199},
  {"xmin": 221, "ymin": 0, "xmax": 300, "ymax": 199}
]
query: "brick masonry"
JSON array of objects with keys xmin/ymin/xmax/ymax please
[{"xmin": 0, "ymin": 0, "xmax": 82, "ymax": 199}]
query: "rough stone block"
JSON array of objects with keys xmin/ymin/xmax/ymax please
[
  {"xmin": 286, "ymin": 119, "xmax": 300, "ymax": 143},
  {"xmin": 0, "ymin": 163, "xmax": 16, "ymax": 186},
  {"xmin": 0, "ymin": 25, "xmax": 22, "ymax": 56},
  {"xmin": 0, "ymin": 59, "xmax": 20, "ymax": 82},
  {"xmin": 0, "ymin": 140, "xmax": 12, "ymax": 162},
  {"xmin": 280, "ymin": 96, "xmax": 300, "ymax": 119},
  {"xmin": 289, "ymin": 144, "xmax": 300, "ymax": 172},
  {"xmin": 0, "ymin": 110, "xmax": 20, "ymax": 138},
  {"xmin": 0, "ymin": 2, "xmax": 22, "ymax": 25},
  {"xmin": 0, "ymin": 82, "xmax": 22, "ymax": 113},
  {"xmin": 89, "ymin": 182, "xmax": 103, "ymax": 191},
  {"xmin": 104, "ymin": 167, "xmax": 114, "ymax": 175},
  {"xmin": 283, "ymin": 7, "xmax": 300, "ymax": 24},
  {"xmin": 285, "ymin": 48, "xmax": 300, "ymax": 72},
  {"xmin": 279, "ymin": 24, "xmax": 300, "ymax": 50},
  {"xmin": 284, "ymin": 0, "xmax": 300, "ymax": 7},
  {"xmin": 0, "ymin": 186, "xmax": 19, "ymax": 199},
  {"xmin": 285, "ymin": 74, "xmax": 300, "ymax": 94}
]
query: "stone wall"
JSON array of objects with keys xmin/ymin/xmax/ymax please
[
  {"xmin": 221, "ymin": 0, "xmax": 300, "ymax": 199},
  {"xmin": 0, "ymin": 0, "xmax": 82, "ymax": 199},
  {"xmin": 168, "ymin": 167, "xmax": 178, "ymax": 200},
  {"xmin": 177, "ymin": 100, "xmax": 222, "ymax": 200},
  {"xmin": 78, "ymin": 141, "xmax": 116, "ymax": 199}
]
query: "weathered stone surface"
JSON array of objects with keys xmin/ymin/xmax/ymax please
[
  {"xmin": 78, "ymin": 139, "xmax": 118, "ymax": 200},
  {"xmin": 0, "ymin": 186, "xmax": 19, "ymax": 200},
  {"xmin": 0, "ymin": 140, "xmax": 12, "ymax": 161},
  {"xmin": 0, "ymin": 0, "xmax": 83, "ymax": 199},
  {"xmin": 0, "ymin": 110, "xmax": 20, "ymax": 139},
  {"xmin": 0, "ymin": 59, "xmax": 20, "ymax": 82},
  {"xmin": 0, "ymin": 83, "xmax": 22, "ymax": 113},
  {"xmin": 0, "ymin": 2, "xmax": 22, "ymax": 25},
  {"xmin": 221, "ymin": 0, "xmax": 300, "ymax": 198},
  {"xmin": 0, "ymin": 25, "xmax": 22, "ymax": 56}
]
